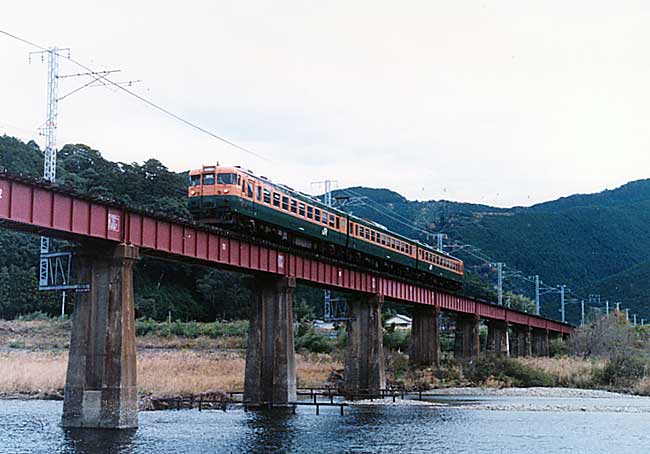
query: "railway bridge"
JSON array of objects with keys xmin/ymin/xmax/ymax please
[{"xmin": 0, "ymin": 172, "xmax": 572, "ymax": 429}]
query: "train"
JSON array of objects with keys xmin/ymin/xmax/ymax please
[{"xmin": 187, "ymin": 165, "xmax": 464, "ymax": 288}]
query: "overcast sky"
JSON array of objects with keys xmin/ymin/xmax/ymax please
[{"xmin": 2, "ymin": 1, "xmax": 650, "ymax": 207}]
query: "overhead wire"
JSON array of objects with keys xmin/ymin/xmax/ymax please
[{"xmin": 0, "ymin": 29, "xmax": 271, "ymax": 163}]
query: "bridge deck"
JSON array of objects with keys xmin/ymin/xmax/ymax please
[{"xmin": 0, "ymin": 172, "xmax": 572, "ymax": 334}]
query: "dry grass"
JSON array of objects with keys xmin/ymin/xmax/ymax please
[
  {"xmin": 138, "ymin": 351, "xmax": 245, "ymax": 396},
  {"xmin": 517, "ymin": 356, "xmax": 605, "ymax": 388},
  {"xmin": 0, "ymin": 350, "xmax": 341, "ymax": 398},
  {"xmin": 0, "ymin": 351, "xmax": 67, "ymax": 395}
]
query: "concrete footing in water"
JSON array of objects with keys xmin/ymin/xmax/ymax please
[
  {"xmin": 343, "ymin": 294, "xmax": 386, "ymax": 397},
  {"xmin": 62, "ymin": 243, "xmax": 139, "ymax": 429},
  {"xmin": 244, "ymin": 275, "xmax": 297, "ymax": 406}
]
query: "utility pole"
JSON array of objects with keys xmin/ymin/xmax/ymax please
[
  {"xmin": 558, "ymin": 285, "xmax": 567, "ymax": 323},
  {"xmin": 534, "ymin": 275, "xmax": 540, "ymax": 315},
  {"xmin": 625, "ymin": 308, "xmax": 629, "ymax": 322},
  {"xmin": 29, "ymin": 47, "xmax": 121, "ymax": 313},
  {"xmin": 435, "ymin": 233, "xmax": 447, "ymax": 252},
  {"xmin": 633, "ymin": 314, "xmax": 637, "ymax": 326},
  {"xmin": 616, "ymin": 302, "xmax": 621, "ymax": 313},
  {"xmin": 605, "ymin": 300, "xmax": 609, "ymax": 316},
  {"xmin": 31, "ymin": 47, "xmax": 66, "ymax": 318},
  {"xmin": 312, "ymin": 179, "xmax": 338, "ymax": 320},
  {"xmin": 492, "ymin": 262, "xmax": 504, "ymax": 306},
  {"xmin": 581, "ymin": 299, "xmax": 585, "ymax": 326}
]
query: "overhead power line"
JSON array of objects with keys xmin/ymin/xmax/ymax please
[{"xmin": 0, "ymin": 29, "xmax": 270, "ymax": 162}]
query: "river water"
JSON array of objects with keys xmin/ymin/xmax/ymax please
[{"xmin": 2, "ymin": 394, "xmax": 650, "ymax": 454}]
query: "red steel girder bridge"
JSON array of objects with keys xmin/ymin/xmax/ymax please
[{"xmin": 0, "ymin": 171, "xmax": 572, "ymax": 429}]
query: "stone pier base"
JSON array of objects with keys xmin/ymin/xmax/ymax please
[
  {"xmin": 244, "ymin": 275, "xmax": 297, "ymax": 405},
  {"xmin": 62, "ymin": 243, "xmax": 139, "ymax": 429},
  {"xmin": 454, "ymin": 314, "xmax": 480, "ymax": 359},
  {"xmin": 343, "ymin": 294, "xmax": 386, "ymax": 397},
  {"xmin": 486, "ymin": 320, "xmax": 510, "ymax": 356},
  {"xmin": 409, "ymin": 306, "xmax": 440, "ymax": 367}
]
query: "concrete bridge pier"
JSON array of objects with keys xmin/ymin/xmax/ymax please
[
  {"xmin": 454, "ymin": 314, "xmax": 480, "ymax": 359},
  {"xmin": 409, "ymin": 305, "xmax": 440, "ymax": 367},
  {"xmin": 509, "ymin": 326, "xmax": 530, "ymax": 357},
  {"xmin": 532, "ymin": 328, "xmax": 550, "ymax": 356},
  {"xmin": 62, "ymin": 243, "xmax": 139, "ymax": 429},
  {"xmin": 343, "ymin": 294, "xmax": 386, "ymax": 397},
  {"xmin": 244, "ymin": 275, "xmax": 297, "ymax": 406},
  {"xmin": 486, "ymin": 320, "xmax": 510, "ymax": 356}
]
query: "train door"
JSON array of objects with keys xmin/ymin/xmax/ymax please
[{"xmin": 241, "ymin": 178, "xmax": 255, "ymax": 214}]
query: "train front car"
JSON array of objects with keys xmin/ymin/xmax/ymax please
[{"xmin": 188, "ymin": 165, "xmax": 252, "ymax": 224}]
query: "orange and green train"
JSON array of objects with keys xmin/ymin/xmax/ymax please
[{"xmin": 188, "ymin": 165, "xmax": 464, "ymax": 287}]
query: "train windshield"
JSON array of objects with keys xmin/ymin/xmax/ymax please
[
  {"xmin": 189, "ymin": 175, "xmax": 201, "ymax": 186},
  {"xmin": 217, "ymin": 173, "xmax": 238, "ymax": 185},
  {"xmin": 202, "ymin": 173, "xmax": 215, "ymax": 185}
]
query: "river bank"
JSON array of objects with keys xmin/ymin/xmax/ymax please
[{"xmin": 3, "ymin": 318, "xmax": 650, "ymax": 404}]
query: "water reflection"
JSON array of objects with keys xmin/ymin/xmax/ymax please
[
  {"xmin": 4, "ymin": 398, "xmax": 650, "ymax": 454},
  {"xmin": 62, "ymin": 428, "xmax": 136, "ymax": 454},
  {"xmin": 241, "ymin": 408, "xmax": 297, "ymax": 454}
]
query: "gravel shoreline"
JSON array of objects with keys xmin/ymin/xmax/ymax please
[{"xmin": 424, "ymin": 387, "xmax": 632, "ymax": 399}]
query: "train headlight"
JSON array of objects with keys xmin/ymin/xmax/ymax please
[
  {"xmin": 190, "ymin": 190, "xmax": 196, "ymax": 195},
  {"xmin": 224, "ymin": 189, "xmax": 229, "ymax": 193}
]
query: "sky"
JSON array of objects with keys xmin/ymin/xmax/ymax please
[{"xmin": 2, "ymin": 0, "xmax": 650, "ymax": 207}]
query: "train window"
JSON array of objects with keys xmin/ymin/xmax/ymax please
[
  {"xmin": 354, "ymin": 224, "xmax": 359, "ymax": 236},
  {"xmin": 315, "ymin": 208, "xmax": 321, "ymax": 222},
  {"xmin": 272, "ymin": 192, "xmax": 280, "ymax": 207},
  {"xmin": 263, "ymin": 189, "xmax": 271, "ymax": 204},
  {"xmin": 189, "ymin": 175, "xmax": 201, "ymax": 186},
  {"xmin": 241, "ymin": 180, "xmax": 246, "ymax": 192},
  {"xmin": 299, "ymin": 203, "xmax": 306, "ymax": 216},
  {"xmin": 329, "ymin": 216, "xmax": 335, "ymax": 228},
  {"xmin": 335, "ymin": 217, "xmax": 340, "ymax": 229},
  {"xmin": 307, "ymin": 206, "xmax": 313, "ymax": 219},
  {"xmin": 322, "ymin": 212, "xmax": 328, "ymax": 225},
  {"xmin": 217, "ymin": 173, "xmax": 238, "ymax": 185},
  {"xmin": 390, "ymin": 238, "xmax": 395, "ymax": 249},
  {"xmin": 237, "ymin": 175, "xmax": 241, "ymax": 185},
  {"xmin": 282, "ymin": 196, "xmax": 289, "ymax": 210},
  {"xmin": 257, "ymin": 186, "xmax": 262, "ymax": 201},
  {"xmin": 247, "ymin": 183, "xmax": 253, "ymax": 198},
  {"xmin": 202, "ymin": 173, "xmax": 215, "ymax": 185},
  {"xmin": 370, "ymin": 231, "xmax": 375, "ymax": 242},
  {"xmin": 290, "ymin": 199, "xmax": 297, "ymax": 213},
  {"xmin": 381, "ymin": 235, "xmax": 386, "ymax": 246},
  {"xmin": 365, "ymin": 229, "xmax": 370, "ymax": 240},
  {"xmin": 359, "ymin": 225, "xmax": 364, "ymax": 236}
]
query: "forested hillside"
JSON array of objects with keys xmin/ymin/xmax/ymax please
[
  {"xmin": 0, "ymin": 136, "xmax": 260, "ymax": 320},
  {"xmin": 334, "ymin": 183, "xmax": 650, "ymax": 321},
  {"xmin": 2, "ymin": 135, "xmax": 649, "ymax": 323}
]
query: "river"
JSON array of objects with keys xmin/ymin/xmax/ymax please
[{"xmin": 2, "ymin": 392, "xmax": 650, "ymax": 454}]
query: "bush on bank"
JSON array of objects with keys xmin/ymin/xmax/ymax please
[
  {"xmin": 464, "ymin": 354, "xmax": 556, "ymax": 387},
  {"xmin": 135, "ymin": 318, "xmax": 249, "ymax": 339}
]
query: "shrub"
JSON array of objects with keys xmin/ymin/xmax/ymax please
[
  {"xmin": 464, "ymin": 355, "xmax": 555, "ymax": 387},
  {"xmin": 549, "ymin": 337, "xmax": 568, "ymax": 357},
  {"xmin": 383, "ymin": 330, "xmax": 410, "ymax": 352},
  {"xmin": 595, "ymin": 354, "xmax": 648, "ymax": 388},
  {"xmin": 295, "ymin": 329, "xmax": 333, "ymax": 354},
  {"xmin": 134, "ymin": 318, "xmax": 249, "ymax": 339},
  {"xmin": 17, "ymin": 311, "xmax": 53, "ymax": 321}
]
